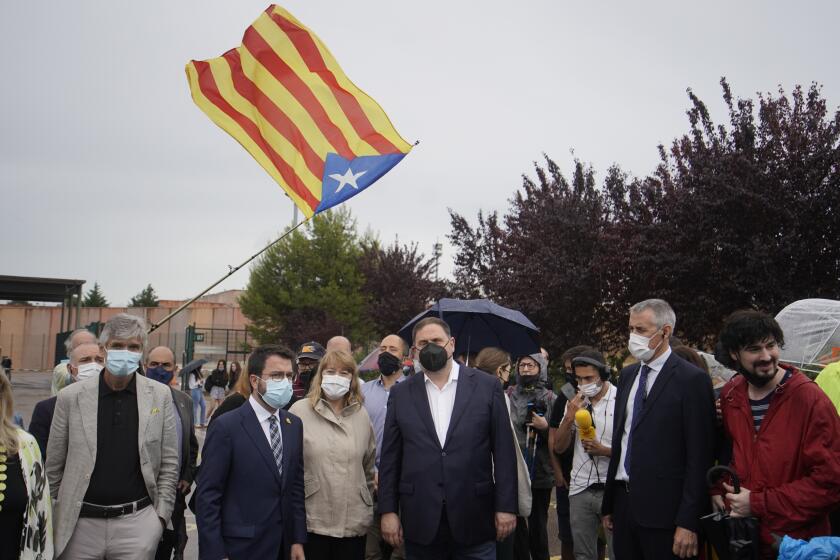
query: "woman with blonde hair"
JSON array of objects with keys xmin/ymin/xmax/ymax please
[
  {"xmin": 289, "ymin": 350, "xmax": 376, "ymax": 560},
  {"xmin": 0, "ymin": 371, "xmax": 53, "ymax": 560}
]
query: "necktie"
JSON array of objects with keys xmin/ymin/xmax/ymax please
[
  {"xmin": 623, "ymin": 364, "xmax": 651, "ymax": 477},
  {"xmin": 268, "ymin": 415, "xmax": 283, "ymax": 477}
]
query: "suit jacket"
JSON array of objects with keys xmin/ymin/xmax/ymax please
[
  {"xmin": 171, "ymin": 387, "xmax": 198, "ymax": 484},
  {"xmin": 196, "ymin": 400, "xmax": 307, "ymax": 560},
  {"xmin": 29, "ymin": 395, "xmax": 57, "ymax": 459},
  {"xmin": 602, "ymin": 352, "xmax": 715, "ymax": 532},
  {"xmin": 378, "ymin": 365, "xmax": 517, "ymax": 546},
  {"xmin": 46, "ymin": 373, "xmax": 180, "ymax": 557}
]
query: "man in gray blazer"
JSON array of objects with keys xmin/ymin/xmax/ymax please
[{"xmin": 47, "ymin": 313, "xmax": 180, "ymax": 560}]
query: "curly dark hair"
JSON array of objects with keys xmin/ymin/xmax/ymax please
[{"xmin": 717, "ymin": 309, "xmax": 785, "ymax": 367}]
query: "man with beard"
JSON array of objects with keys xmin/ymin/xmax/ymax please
[
  {"xmin": 293, "ymin": 341, "xmax": 325, "ymax": 400},
  {"xmin": 508, "ymin": 352, "xmax": 557, "ymax": 560},
  {"xmin": 714, "ymin": 310, "xmax": 840, "ymax": 558},
  {"xmin": 362, "ymin": 334, "xmax": 407, "ymax": 560}
]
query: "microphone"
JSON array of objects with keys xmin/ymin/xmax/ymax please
[{"xmin": 575, "ymin": 409, "xmax": 597, "ymax": 441}]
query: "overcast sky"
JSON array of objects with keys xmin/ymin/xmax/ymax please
[{"xmin": 2, "ymin": 1, "xmax": 838, "ymax": 306}]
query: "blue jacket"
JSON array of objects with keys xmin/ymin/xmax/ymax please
[
  {"xmin": 378, "ymin": 365, "xmax": 518, "ymax": 546},
  {"xmin": 196, "ymin": 400, "xmax": 306, "ymax": 559}
]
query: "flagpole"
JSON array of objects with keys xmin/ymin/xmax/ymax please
[{"xmin": 148, "ymin": 218, "xmax": 309, "ymax": 334}]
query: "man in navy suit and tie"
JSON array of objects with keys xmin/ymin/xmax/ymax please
[
  {"xmin": 378, "ymin": 317, "xmax": 518, "ymax": 559},
  {"xmin": 602, "ymin": 299, "xmax": 715, "ymax": 559},
  {"xmin": 196, "ymin": 345, "xmax": 306, "ymax": 560}
]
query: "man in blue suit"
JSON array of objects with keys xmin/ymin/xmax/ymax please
[
  {"xmin": 196, "ymin": 345, "xmax": 306, "ymax": 560},
  {"xmin": 602, "ymin": 299, "xmax": 715, "ymax": 559},
  {"xmin": 379, "ymin": 317, "xmax": 518, "ymax": 559}
]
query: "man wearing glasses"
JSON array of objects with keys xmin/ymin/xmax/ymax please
[
  {"xmin": 196, "ymin": 345, "xmax": 306, "ymax": 560},
  {"xmin": 379, "ymin": 317, "xmax": 518, "ymax": 559}
]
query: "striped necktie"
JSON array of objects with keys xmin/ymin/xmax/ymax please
[{"xmin": 268, "ymin": 415, "xmax": 283, "ymax": 477}]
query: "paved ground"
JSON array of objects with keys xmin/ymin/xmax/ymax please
[{"xmin": 9, "ymin": 370, "xmax": 564, "ymax": 559}]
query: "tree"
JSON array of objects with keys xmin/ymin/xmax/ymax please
[
  {"xmin": 358, "ymin": 239, "xmax": 446, "ymax": 335},
  {"xmin": 82, "ymin": 282, "xmax": 109, "ymax": 307},
  {"xmin": 449, "ymin": 157, "xmax": 614, "ymax": 358},
  {"xmin": 239, "ymin": 207, "xmax": 372, "ymax": 348},
  {"xmin": 451, "ymin": 79, "xmax": 840, "ymax": 352},
  {"xmin": 602, "ymin": 79, "xmax": 840, "ymax": 346},
  {"xmin": 129, "ymin": 284, "xmax": 159, "ymax": 307}
]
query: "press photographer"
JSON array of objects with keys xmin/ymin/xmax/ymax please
[{"xmin": 508, "ymin": 352, "xmax": 557, "ymax": 560}]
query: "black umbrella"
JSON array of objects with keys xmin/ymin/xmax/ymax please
[
  {"xmin": 701, "ymin": 465, "xmax": 760, "ymax": 560},
  {"xmin": 398, "ymin": 298, "xmax": 540, "ymax": 359},
  {"xmin": 181, "ymin": 358, "xmax": 207, "ymax": 376}
]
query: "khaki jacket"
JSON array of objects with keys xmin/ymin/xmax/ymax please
[
  {"xmin": 46, "ymin": 373, "xmax": 180, "ymax": 557},
  {"xmin": 289, "ymin": 398, "xmax": 376, "ymax": 537}
]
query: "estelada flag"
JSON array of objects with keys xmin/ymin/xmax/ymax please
[{"xmin": 186, "ymin": 5, "xmax": 412, "ymax": 218}]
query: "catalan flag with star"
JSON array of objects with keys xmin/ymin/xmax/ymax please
[{"xmin": 186, "ymin": 5, "xmax": 412, "ymax": 218}]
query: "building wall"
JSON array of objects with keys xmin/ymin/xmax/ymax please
[{"xmin": 0, "ymin": 290, "xmax": 248, "ymax": 370}]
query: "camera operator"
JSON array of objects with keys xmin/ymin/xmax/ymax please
[{"xmin": 508, "ymin": 352, "xmax": 557, "ymax": 560}]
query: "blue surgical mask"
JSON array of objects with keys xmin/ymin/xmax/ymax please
[
  {"xmin": 261, "ymin": 378, "xmax": 293, "ymax": 409},
  {"xmin": 106, "ymin": 349, "xmax": 142, "ymax": 377}
]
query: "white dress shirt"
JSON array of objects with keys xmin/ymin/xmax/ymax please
[
  {"xmin": 424, "ymin": 361, "xmax": 460, "ymax": 447},
  {"xmin": 249, "ymin": 394, "xmax": 283, "ymax": 452},
  {"xmin": 617, "ymin": 347, "xmax": 671, "ymax": 481}
]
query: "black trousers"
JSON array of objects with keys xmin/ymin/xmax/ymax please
[
  {"xmin": 612, "ymin": 486, "xmax": 683, "ymax": 560},
  {"xmin": 305, "ymin": 532, "xmax": 366, "ymax": 560},
  {"xmin": 527, "ymin": 487, "xmax": 552, "ymax": 560}
]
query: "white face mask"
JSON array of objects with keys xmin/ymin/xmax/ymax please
[
  {"xmin": 580, "ymin": 381, "xmax": 601, "ymax": 398},
  {"xmin": 75, "ymin": 361, "xmax": 104, "ymax": 382},
  {"xmin": 628, "ymin": 330, "xmax": 663, "ymax": 363},
  {"xmin": 321, "ymin": 374, "xmax": 351, "ymax": 400}
]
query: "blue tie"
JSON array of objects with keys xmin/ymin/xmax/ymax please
[{"xmin": 624, "ymin": 364, "xmax": 651, "ymax": 477}]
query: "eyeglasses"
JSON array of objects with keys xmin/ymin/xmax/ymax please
[
  {"xmin": 261, "ymin": 371, "xmax": 294, "ymax": 382},
  {"xmin": 413, "ymin": 338, "xmax": 450, "ymax": 350},
  {"xmin": 519, "ymin": 362, "xmax": 538, "ymax": 370}
]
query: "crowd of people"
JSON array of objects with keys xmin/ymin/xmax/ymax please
[{"xmin": 1, "ymin": 297, "xmax": 839, "ymax": 560}]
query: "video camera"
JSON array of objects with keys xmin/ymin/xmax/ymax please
[{"xmin": 525, "ymin": 399, "xmax": 548, "ymax": 426}]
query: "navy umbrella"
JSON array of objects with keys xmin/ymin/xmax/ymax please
[{"xmin": 398, "ymin": 298, "xmax": 541, "ymax": 359}]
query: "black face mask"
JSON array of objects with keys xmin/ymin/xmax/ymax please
[
  {"xmin": 377, "ymin": 352, "xmax": 402, "ymax": 376},
  {"xmin": 299, "ymin": 370, "xmax": 314, "ymax": 391},
  {"xmin": 419, "ymin": 343, "xmax": 449, "ymax": 372},
  {"xmin": 519, "ymin": 374, "xmax": 539, "ymax": 391}
]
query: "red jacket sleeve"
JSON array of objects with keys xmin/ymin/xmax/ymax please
[{"xmin": 749, "ymin": 392, "xmax": 840, "ymax": 528}]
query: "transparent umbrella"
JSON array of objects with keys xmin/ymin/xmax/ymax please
[{"xmin": 775, "ymin": 299, "xmax": 840, "ymax": 375}]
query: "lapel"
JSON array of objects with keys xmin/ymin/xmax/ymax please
[
  {"xmin": 612, "ymin": 366, "xmax": 638, "ymax": 440},
  {"xmin": 77, "ymin": 380, "xmax": 99, "ymax": 456},
  {"xmin": 136, "ymin": 376, "xmax": 152, "ymax": 459},
  {"xmin": 279, "ymin": 411, "xmax": 294, "ymax": 492},
  {"xmin": 443, "ymin": 367, "xmax": 474, "ymax": 450},
  {"xmin": 240, "ymin": 403, "xmax": 284, "ymax": 488},
  {"xmin": 409, "ymin": 374, "xmax": 441, "ymax": 449},
  {"xmin": 635, "ymin": 354, "xmax": 677, "ymax": 428}
]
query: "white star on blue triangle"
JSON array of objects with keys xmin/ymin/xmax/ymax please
[{"xmin": 317, "ymin": 152, "xmax": 406, "ymax": 213}]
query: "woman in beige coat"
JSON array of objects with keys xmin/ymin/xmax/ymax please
[{"xmin": 289, "ymin": 350, "xmax": 376, "ymax": 560}]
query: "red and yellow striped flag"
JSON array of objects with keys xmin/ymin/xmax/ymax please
[{"xmin": 186, "ymin": 5, "xmax": 412, "ymax": 218}]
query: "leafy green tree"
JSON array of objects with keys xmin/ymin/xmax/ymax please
[
  {"xmin": 240, "ymin": 207, "xmax": 372, "ymax": 348},
  {"xmin": 82, "ymin": 282, "xmax": 109, "ymax": 307},
  {"xmin": 129, "ymin": 284, "xmax": 159, "ymax": 307}
]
